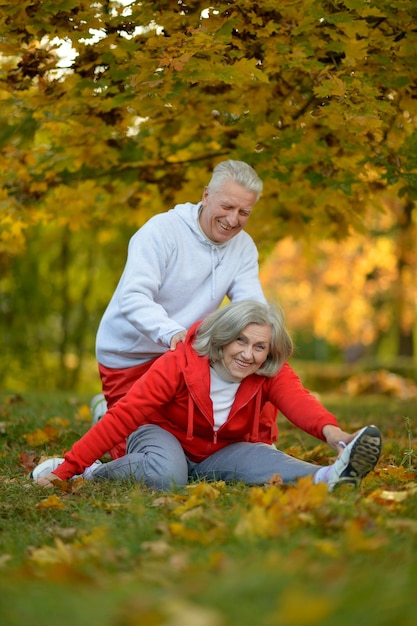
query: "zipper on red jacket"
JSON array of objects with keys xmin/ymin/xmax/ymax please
[{"xmin": 213, "ymin": 430, "xmax": 217, "ymax": 444}]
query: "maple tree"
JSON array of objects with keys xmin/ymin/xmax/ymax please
[
  {"xmin": 1, "ymin": 0, "xmax": 416, "ymax": 247},
  {"xmin": 0, "ymin": 0, "xmax": 416, "ymax": 386}
]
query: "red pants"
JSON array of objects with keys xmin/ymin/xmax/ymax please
[{"xmin": 99, "ymin": 359, "xmax": 158, "ymax": 458}]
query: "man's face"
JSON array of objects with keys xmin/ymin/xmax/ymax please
[{"xmin": 199, "ymin": 180, "xmax": 257, "ymax": 243}]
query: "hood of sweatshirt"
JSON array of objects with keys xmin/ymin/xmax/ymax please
[
  {"xmin": 173, "ymin": 202, "xmax": 232, "ymax": 299},
  {"xmin": 172, "ymin": 202, "xmax": 242, "ymax": 299}
]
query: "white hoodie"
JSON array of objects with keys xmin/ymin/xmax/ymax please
[{"xmin": 96, "ymin": 202, "xmax": 266, "ymax": 368}]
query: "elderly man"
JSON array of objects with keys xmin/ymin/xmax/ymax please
[{"xmin": 92, "ymin": 160, "xmax": 272, "ymax": 456}]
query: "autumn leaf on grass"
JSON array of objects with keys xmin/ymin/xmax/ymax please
[
  {"xmin": 23, "ymin": 424, "xmax": 60, "ymax": 447},
  {"xmin": 343, "ymin": 518, "xmax": 387, "ymax": 553},
  {"xmin": 49, "ymin": 416, "xmax": 71, "ymax": 429},
  {"xmin": 36, "ymin": 494, "xmax": 66, "ymax": 510},
  {"xmin": 367, "ymin": 482, "xmax": 417, "ymax": 507},
  {"xmin": 169, "ymin": 522, "xmax": 205, "ymax": 543},
  {"xmin": 19, "ymin": 450, "xmax": 39, "ymax": 471},
  {"xmin": 168, "ymin": 514, "xmax": 227, "ymax": 545},
  {"xmin": 236, "ymin": 477, "xmax": 328, "ymax": 539},
  {"xmin": 29, "ymin": 537, "xmax": 74, "ymax": 567},
  {"xmin": 75, "ymin": 404, "xmax": 93, "ymax": 422},
  {"xmin": 186, "ymin": 481, "xmax": 226, "ymax": 498},
  {"xmin": 376, "ymin": 465, "xmax": 415, "ymax": 483},
  {"xmin": 173, "ymin": 481, "xmax": 224, "ymax": 515}
]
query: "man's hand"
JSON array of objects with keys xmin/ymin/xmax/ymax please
[{"xmin": 170, "ymin": 330, "xmax": 187, "ymax": 350}]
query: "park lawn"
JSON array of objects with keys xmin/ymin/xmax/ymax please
[{"xmin": 0, "ymin": 390, "xmax": 416, "ymax": 626}]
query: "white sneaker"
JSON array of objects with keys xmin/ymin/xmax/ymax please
[
  {"xmin": 82, "ymin": 460, "xmax": 102, "ymax": 480},
  {"xmin": 328, "ymin": 425, "xmax": 382, "ymax": 491},
  {"xmin": 90, "ymin": 393, "xmax": 108, "ymax": 424},
  {"xmin": 31, "ymin": 458, "xmax": 103, "ymax": 481},
  {"xmin": 31, "ymin": 457, "xmax": 64, "ymax": 480}
]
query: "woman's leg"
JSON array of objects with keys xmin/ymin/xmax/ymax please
[
  {"xmin": 189, "ymin": 442, "xmax": 320, "ymax": 485},
  {"xmin": 90, "ymin": 424, "xmax": 189, "ymax": 490}
]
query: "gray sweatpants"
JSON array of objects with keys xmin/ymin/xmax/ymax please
[{"xmin": 91, "ymin": 424, "xmax": 321, "ymax": 490}]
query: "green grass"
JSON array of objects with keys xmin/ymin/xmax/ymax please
[{"xmin": 1, "ymin": 390, "xmax": 416, "ymax": 626}]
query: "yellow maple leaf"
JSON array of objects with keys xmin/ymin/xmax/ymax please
[
  {"xmin": 29, "ymin": 538, "xmax": 74, "ymax": 566},
  {"xmin": 23, "ymin": 429, "xmax": 50, "ymax": 447},
  {"xmin": 49, "ymin": 416, "xmax": 71, "ymax": 428},
  {"xmin": 23, "ymin": 424, "xmax": 60, "ymax": 447},
  {"xmin": 75, "ymin": 404, "xmax": 93, "ymax": 422},
  {"xmin": 36, "ymin": 494, "xmax": 66, "ymax": 510}
]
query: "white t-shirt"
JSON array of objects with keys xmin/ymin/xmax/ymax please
[{"xmin": 210, "ymin": 366, "xmax": 240, "ymax": 431}]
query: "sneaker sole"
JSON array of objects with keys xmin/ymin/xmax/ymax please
[{"xmin": 338, "ymin": 425, "xmax": 381, "ymax": 485}]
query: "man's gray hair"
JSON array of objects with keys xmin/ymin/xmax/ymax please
[
  {"xmin": 207, "ymin": 160, "xmax": 263, "ymax": 201},
  {"xmin": 193, "ymin": 300, "xmax": 293, "ymax": 377}
]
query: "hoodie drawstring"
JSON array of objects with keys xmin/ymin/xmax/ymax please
[
  {"xmin": 250, "ymin": 392, "xmax": 262, "ymax": 442},
  {"xmin": 210, "ymin": 246, "xmax": 221, "ymax": 300},
  {"xmin": 186, "ymin": 393, "xmax": 194, "ymax": 440}
]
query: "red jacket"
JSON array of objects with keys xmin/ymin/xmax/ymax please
[{"xmin": 53, "ymin": 322, "xmax": 339, "ymax": 481}]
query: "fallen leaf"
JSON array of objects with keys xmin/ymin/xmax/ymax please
[
  {"xmin": 269, "ymin": 473, "xmax": 284, "ymax": 486},
  {"xmin": 28, "ymin": 538, "xmax": 74, "ymax": 566},
  {"xmin": 75, "ymin": 404, "xmax": 92, "ymax": 422},
  {"xmin": 376, "ymin": 465, "xmax": 415, "ymax": 481},
  {"xmin": 23, "ymin": 429, "xmax": 50, "ymax": 447},
  {"xmin": 49, "ymin": 416, "xmax": 71, "ymax": 428},
  {"xmin": 37, "ymin": 494, "xmax": 66, "ymax": 510},
  {"xmin": 367, "ymin": 483, "xmax": 417, "ymax": 505},
  {"xmin": 19, "ymin": 450, "xmax": 38, "ymax": 471},
  {"xmin": 23, "ymin": 424, "xmax": 60, "ymax": 447}
]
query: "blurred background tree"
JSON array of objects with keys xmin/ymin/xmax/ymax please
[{"xmin": 0, "ymin": 0, "xmax": 416, "ymax": 390}]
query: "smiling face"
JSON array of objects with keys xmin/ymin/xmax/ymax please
[
  {"xmin": 199, "ymin": 180, "xmax": 257, "ymax": 243},
  {"xmin": 222, "ymin": 323, "xmax": 272, "ymax": 381}
]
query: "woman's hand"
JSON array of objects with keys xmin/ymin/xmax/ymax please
[
  {"xmin": 33, "ymin": 473, "xmax": 63, "ymax": 488},
  {"xmin": 322, "ymin": 424, "xmax": 357, "ymax": 456}
]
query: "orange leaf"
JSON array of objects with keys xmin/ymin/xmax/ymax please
[{"xmin": 19, "ymin": 450, "xmax": 38, "ymax": 471}]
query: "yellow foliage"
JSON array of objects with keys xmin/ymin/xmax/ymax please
[
  {"xmin": 260, "ymin": 207, "xmax": 415, "ymax": 348},
  {"xmin": 235, "ymin": 477, "xmax": 328, "ymax": 539}
]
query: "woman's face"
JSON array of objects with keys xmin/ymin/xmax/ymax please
[{"xmin": 222, "ymin": 323, "xmax": 272, "ymax": 381}]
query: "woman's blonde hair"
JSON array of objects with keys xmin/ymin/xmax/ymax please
[{"xmin": 193, "ymin": 300, "xmax": 293, "ymax": 377}]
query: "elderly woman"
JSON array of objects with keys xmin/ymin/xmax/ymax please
[{"xmin": 32, "ymin": 301, "xmax": 381, "ymax": 491}]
